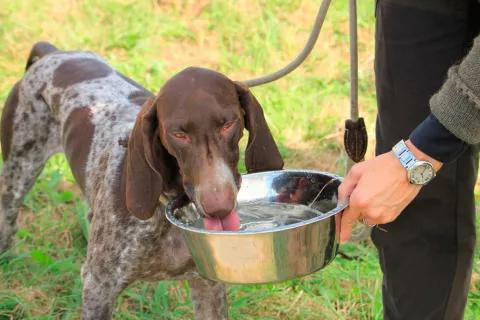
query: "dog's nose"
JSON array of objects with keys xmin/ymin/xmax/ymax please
[{"xmin": 200, "ymin": 191, "xmax": 235, "ymax": 218}]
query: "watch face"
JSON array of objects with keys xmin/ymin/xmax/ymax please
[{"xmin": 409, "ymin": 162, "xmax": 435, "ymax": 185}]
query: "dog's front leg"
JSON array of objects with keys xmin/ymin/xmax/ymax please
[
  {"xmin": 188, "ymin": 278, "xmax": 229, "ymax": 320},
  {"xmin": 81, "ymin": 264, "xmax": 128, "ymax": 320}
]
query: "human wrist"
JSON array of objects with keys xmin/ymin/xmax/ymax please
[{"xmin": 405, "ymin": 139, "xmax": 443, "ymax": 172}]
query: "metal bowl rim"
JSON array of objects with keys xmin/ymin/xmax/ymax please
[{"xmin": 165, "ymin": 169, "xmax": 346, "ymax": 236}]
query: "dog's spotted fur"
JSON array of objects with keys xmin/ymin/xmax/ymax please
[{"xmin": 0, "ymin": 42, "xmax": 284, "ymax": 319}]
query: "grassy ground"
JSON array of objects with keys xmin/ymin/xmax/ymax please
[{"xmin": 0, "ymin": 0, "xmax": 478, "ymax": 319}]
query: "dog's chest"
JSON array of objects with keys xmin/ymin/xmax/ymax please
[
  {"xmin": 88, "ymin": 207, "xmax": 198, "ymax": 282},
  {"xmin": 135, "ymin": 226, "xmax": 199, "ymax": 281}
]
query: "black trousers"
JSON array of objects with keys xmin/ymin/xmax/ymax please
[{"xmin": 373, "ymin": 1, "xmax": 480, "ymax": 319}]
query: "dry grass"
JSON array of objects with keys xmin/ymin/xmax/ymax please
[{"xmin": 0, "ymin": 0, "xmax": 479, "ymax": 319}]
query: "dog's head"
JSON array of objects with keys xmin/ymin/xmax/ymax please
[{"xmin": 124, "ymin": 67, "xmax": 284, "ymax": 230}]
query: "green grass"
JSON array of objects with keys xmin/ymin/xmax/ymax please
[{"xmin": 0, "ymin": 0, "xmax": 479, "ymax": 319}]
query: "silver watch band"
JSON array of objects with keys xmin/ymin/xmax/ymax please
[{"xmin": 392, "ymin": 140, "xmax": 416, "ymax": 170}]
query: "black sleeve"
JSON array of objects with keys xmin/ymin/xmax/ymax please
[{"xmin": 409, "ymin": 113, "xmax": 469, "ymax": 164}]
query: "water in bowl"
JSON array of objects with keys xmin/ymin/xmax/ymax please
[{"xmin": 187, "ymin": 201, "xmax": 327, "ymax": 231}]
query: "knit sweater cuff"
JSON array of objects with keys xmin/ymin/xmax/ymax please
[{"xmin": 430, "ymin": 66, "xmax": 480, "ymax": 145}]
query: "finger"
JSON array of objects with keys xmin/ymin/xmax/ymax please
[
  {"xmin": 339, "ymin": 205, "xmax": 362, "ymax": 244},
  {"xmin": 355, "ymin": 200, "xmax": 381, "ymax": 226},
  {"xmin": 338, "ymin": 164, "xmax": 363, "ymax": 203},
  {"xmin": 357, "ymin": 212, "xmax": 368, "ymax": 223},
  {"xmin": 361, "ymin": 217, "xmax": 378, "ymax": 227},
  {"xmin": 362, "ymin": 207, "xmax": 396, "ymax": 226}
]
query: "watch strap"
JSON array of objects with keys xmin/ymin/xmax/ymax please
[{"xmin": 392, "ymin": 140, "xmax": 416, "ymax": 170}]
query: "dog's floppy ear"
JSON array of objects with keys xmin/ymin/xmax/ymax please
[
  {"xmin": 234, "ymin": 81, "xmax": 284, "ymax": 173},
  {"xmin": 125, "ymin": 96, "xmax": 175, "ymax": 220}
]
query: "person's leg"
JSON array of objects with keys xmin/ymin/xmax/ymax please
[{"xmin": 373, "ymin": 1, "xmax": 480, "ymax": 319}]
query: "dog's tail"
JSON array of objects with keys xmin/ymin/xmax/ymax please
[{"xmin": 25, "ymin": 41, "xmax": 59, "ymax": 71}]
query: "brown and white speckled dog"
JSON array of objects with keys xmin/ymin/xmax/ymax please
[{"xmin": 0, "ymin": 42, "xmax": 284, "ymax": 319}]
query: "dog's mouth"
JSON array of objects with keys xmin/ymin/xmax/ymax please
[
  {"xmin": 201, "ymin": 176, "xmax": 242, "ymax": 231},
  {"xmin": 192, "ymin": 198, "xmax": 240, "ymax": 231},
  {"xmin": 183, "ymin": 177, "xmax": 242, "ymax": 231},
  {"xmin": 183, "ymin": 195, "xmax": 239, "ymax": 231},
  {"xmin": 202, "ymin": 211, "xmax": 240, "ymax": 231}
]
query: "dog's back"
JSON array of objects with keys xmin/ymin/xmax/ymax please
[{"xmin": 0, "ymin": 42, "xmax": 153, "ymax": 250}]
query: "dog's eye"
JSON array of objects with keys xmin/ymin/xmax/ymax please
[
  {"xmin": 173, "ymin": 132, "xmax": 186, "ymax": 139},
  {"xmin": 221, "ymin": 121, "xmax": 234, "ymax": 132}
]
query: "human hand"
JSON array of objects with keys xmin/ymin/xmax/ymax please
[{"xmin": 337, "ymin": 140, "xmax": 442, "ymax": 243}]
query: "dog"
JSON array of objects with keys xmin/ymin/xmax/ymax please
[{"xmin": 0, "ymin": 41, "xmax": 284, "ymax": 319}]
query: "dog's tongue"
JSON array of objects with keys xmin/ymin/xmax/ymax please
[{"xmin": 203, "ymin": 211, "xmax": 240, "ymax": 231}]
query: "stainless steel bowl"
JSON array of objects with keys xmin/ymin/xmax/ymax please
[{"xmin": 165, "ymin": 170, "xmax": 347, "ymax": 285}]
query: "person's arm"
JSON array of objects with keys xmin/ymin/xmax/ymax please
[
  {"xmin": 429, "ymin": 34, "xmax": 480, "ymax": 146},
  {"xmin": 409, "ymin": 113, "xmax": 468, "ymax": 164},
  {"xmin": 338, "ymin": 33, "xmax": 480, "ymax": 243}
]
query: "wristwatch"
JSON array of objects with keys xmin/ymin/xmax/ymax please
[{"xmin": 392, "ymin": 140, "xmax": 436, "ymax": 185}]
